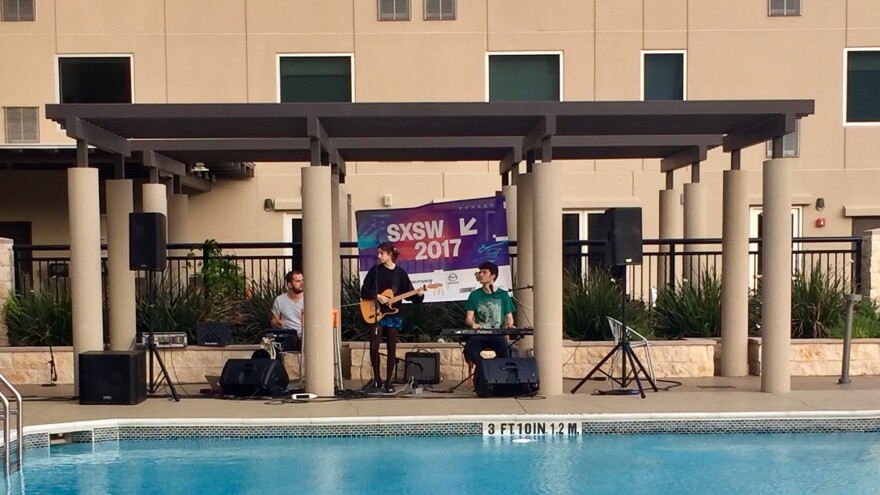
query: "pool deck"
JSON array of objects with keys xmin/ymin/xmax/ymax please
[{"xmin": 18, "ymin": 375, "xmax": 880, "ymax": 428}]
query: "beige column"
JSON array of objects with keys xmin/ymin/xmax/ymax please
[
  {"xmin": 860, "ymin": 228, "xmax": 880, "ymax": 301},
  {"xmin": 142, "ymin": 183, "xmax": 167, "ymax": 217},
  {"xmin": 167, "ymin": 194, "xmax": 190, "ymax": 244},
  {"xmin": 0, "ymin": 238, "xmax": 13, "ymax": 346},
  {"xmin": 533, "ymin": 162, "xmax": 563, "ymax": 396},
  {"xmin": 330, "ymin": 175, "xmax": 341, "ymax": 311},
  {"xmin": 658, "ymin": 188, "xmax": 682, "ymax": 289},
  {"xmin": 503, "ymin": 184, "xmax": 517, "ymax": 241},
  {"xmin": 683, "ymin": 182, "xmax": 708, "ymax": 283},
  {"xmin": 68, "ymin": 168, "xmax": 105, "ymax": 393},
  {"xmin": 761, "ymin": 158, "xmax": 793, "ymax": 393},
  {"xmin": 106, "ymin": 180, "xmax": 137, "ymax": 351},
  {"xmin": 720, "ymin": 169, "xmax": 750, "ymax": 376},
  {"xmin": 302, "ymin": 166, "xmax": 335, "ymax": 397},
  {"xmin": 515, "ymin": 174, "xmax": 534, "ymax": 350}
]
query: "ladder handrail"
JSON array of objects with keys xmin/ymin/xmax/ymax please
[{"xmin": 0, "ymin": 373, "xmax": 23, "ymax": 475}]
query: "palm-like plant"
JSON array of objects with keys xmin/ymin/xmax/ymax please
[
  {"xmin": 791, "ymin": 264, "xmax": 846, "ymax": 338},
  {"xmin": 653, "ymin": 270, "xmax": 722, "ymax": 339}
]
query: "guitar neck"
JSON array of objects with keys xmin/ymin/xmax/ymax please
[{"xmin": 388, "ymin": 288, "xmax": 421, "ymax": 304}]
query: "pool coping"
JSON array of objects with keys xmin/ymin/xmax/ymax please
[{"xmin": 13, "ymin": 409, "xmax": 880, "ymax": 451}]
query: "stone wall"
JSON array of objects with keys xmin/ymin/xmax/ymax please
[
  {"xmin": 861, "ymin": 228, "xmax": 880, "ymax": 301},
  {"xmin": 0, "ymin": 237, "xmax": 13, "ymax": 346},
  {"xmin": 749, "ymin": 337, "xmax": 880, "ymax": 376}
]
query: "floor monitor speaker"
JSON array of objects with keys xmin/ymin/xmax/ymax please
[
  {"xmin": 605, "ymin": 207, "xmax": 643, "ymax": 266},
  {"xmin": 219, "ymin": 358, "xmax": 290, "ymax": 397},
  {"xmin": 474, "ymin": 357, "xmax": 539, "ymax": 398},
  {"xmin": 79, "ymin": 350, "xmax": 147, "ymax": 405},
  {"xmin": 129, "ymin": 212, "xmax": 167, "ymax": 271}
]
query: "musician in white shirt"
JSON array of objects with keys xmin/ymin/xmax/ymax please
[
  {"xmin": 270, "ymin": 270, "xmax": 304, "ymax": 351},
  {"xmin": 463, "ymin": 262, "xmax": 515, "ymax": 365}
]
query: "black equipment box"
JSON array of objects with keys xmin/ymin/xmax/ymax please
[
  {"xmin": 79, "ymin": 350, "xmax": 147, "ymax": 405},
  {"xmin": 219, "ymin": 358, "xmax": 289, "ymax": 397},
  {"xmin": 474, "ymin": 357, "xmax": 539, "ymax": 398},
  {"xmin": 196, "ymin": 321, "xmax": 232, "ymax": 347},
  {"xmin": 403, "ymin": 351, "xmax": 440, "ymax": 385}
]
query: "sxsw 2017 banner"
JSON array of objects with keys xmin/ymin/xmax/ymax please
[{"xmin": 356, "ymin": 196, "xmax": 511, "ymax": 302}]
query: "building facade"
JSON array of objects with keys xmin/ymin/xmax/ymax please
[{"xmin": 1, "ymin": 0, "xmax": 879, "ymax": 248}]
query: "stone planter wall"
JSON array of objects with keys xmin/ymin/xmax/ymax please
[{"xmin": 748, "ymin": 337, "xmax": 880, "ymax": 376}]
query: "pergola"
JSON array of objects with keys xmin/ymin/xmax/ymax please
[{"xmin": 45, "ymin": 100, "xmax": 814, "ymax": 396}]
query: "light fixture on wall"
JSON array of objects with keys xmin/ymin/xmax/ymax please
[
  {"xmin": 191, "ymin": 162, "xmax": 209, "ymax": 173},
  {"xmin": 263, "ymin": 198, "xmax": 275, "ymax": 212},
  {"xmin": 815, "ymin": 197, "xmax": 825, "ymax": 211}
]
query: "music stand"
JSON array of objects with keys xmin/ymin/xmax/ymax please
[
  {"xmin": 145, "ymin": 270, "xmax": 180, "ymax": 402},
  {"xmin": 571, "ymin": 207, "xmax": 657, "ymax": 398}
]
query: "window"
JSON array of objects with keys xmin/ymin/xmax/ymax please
[
  {"xmin": 378, "ymin": 0, "xmax": 410, "ymax": 21},
  {"xmin": 643, "ymin": 52, "xmax": 685, "ymax": 101},
  {"xmin": 765, "ymin": 119, "xmax": 800, "ymax": 158},
  {"xmin": 58, "ymin": 56, "xmax": 132, "ymax": 104},
  {"xmin": 769, "ymin": 0, "xmax": 800, "ymax": 16},
  {"xmin": 4, "ymin": 107, "xmax": 39, "ymax": 143},
  {"xmin": 279, "ymin": 56, "xmax": 352, "ymax": 103},
  {"xmin": 1, "ymin": 0, "xmax": 35, "ymax": 21},
  {"xmin": 425, "ymin": 0, "xmax": 455, "ymax": 20},
  {"xmin": 846, "ymin": 50, "xmax": 880, "ymax": 123},
  {"xmin": 488, "ymin": 54, "xmax": 561, "ymax": 102}
]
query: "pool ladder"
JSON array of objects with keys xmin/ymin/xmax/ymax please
[{"xmin": 0, "ymin": 373, "xmax": 22, "ymax": 475}]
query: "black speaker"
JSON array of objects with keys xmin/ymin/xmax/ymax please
[
  {"xmin": 219, "ymin": 359, "xmax": 290, "ymax": 397},
  {"xmin": 474, "ymin": 357, "xmax": 539, "ymax": 398},
  {"xmin": 79, "ymin": 350, "xmax": 147, "ymax": 405},
  {"xmin": 196, "ymin": 321, "xmax": 232, "ymax": 347},
  {"xmin": 605, "ymin": 207, "xmax": 643, "ymax": 266},
  {"xmin": 403, "ymin": 352, "xmax": 440, "ymax": 385},
  {"xmin": 129, "ymin": 212, "xmax": 167, "ymax": 271}
]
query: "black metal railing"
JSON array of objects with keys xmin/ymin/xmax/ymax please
[{"xmin": 11, "ymin": 237, "xmax": 861, "ymax": 303}]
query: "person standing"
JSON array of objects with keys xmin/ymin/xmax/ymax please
[
  {"xmin": 464, "ymin": 261, "xmax": 515, "ymax": 365},
  {"xmin": 360, "ymin": 242, "xmax": 425, "ymax": 392},
  {"xmin": 270, "ymin": 270, "xmax": 305, "ymax": 351}
]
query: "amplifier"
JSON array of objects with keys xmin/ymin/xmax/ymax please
[
  {"xmin": 140, "ymin": 332, "xmax": 188, "ymax": 348},
  {"xmin": 403, "ymin": 351, "xmax": 440, "ymax": 385}
]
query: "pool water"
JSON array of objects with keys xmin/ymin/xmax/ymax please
[{"xmin": 8, "ymin": 432, "xmax": 880, "ymax": 494}]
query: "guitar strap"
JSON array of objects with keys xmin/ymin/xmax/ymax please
[{"xmin": 391, "ymin": 266, "xmax": 401, "ymax": 295}]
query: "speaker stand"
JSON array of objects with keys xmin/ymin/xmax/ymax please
[
  {"xmin": 146, "ymin": 270, "xmax": 180, "ymax": 402},
  {"xmin": 570, "ymin": 268, "xmax": 657, "ymax": 398}
]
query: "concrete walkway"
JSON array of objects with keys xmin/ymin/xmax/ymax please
[{"xmin": 18, "ymin": 376, "xmax": 880, "ymax": 428}]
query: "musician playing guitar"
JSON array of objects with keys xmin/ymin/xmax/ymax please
[
  {"xmin": 464, "ymin": 261, "xmax": 515, "ymax": 367},
  {"xmin": 360, "ymin": 241, "xmax": 425, "ymax": 393}
]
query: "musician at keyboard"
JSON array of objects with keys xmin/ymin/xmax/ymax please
[{"xmin": 463, "ymin": 262, "xmax": 516, "ymax": 366}]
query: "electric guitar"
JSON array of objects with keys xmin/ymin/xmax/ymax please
[{"xmin": 360, "ymin": 283, "xmax": 443, "ymax": 324}]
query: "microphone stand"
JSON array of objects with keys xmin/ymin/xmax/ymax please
[{"xmin": 42, "ymin": 340, "xmax": 58, "ymax": 387}]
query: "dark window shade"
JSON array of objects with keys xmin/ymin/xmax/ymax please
[
  {"xmin": 769, "ymin": 0, "xmax": 800, "ymax": 16},
  {"xmin": 279, "ymin": 57, "xmax": 352, "ymax": 103},
  {"xmin": 425, "ymin": 0, "xmax": 455, "ymax": 20},
  {"xmin": 1, "ymin": 0, "xmax": 35, "ymax": 21},
  {"xmin": 489, "ymin": 55, "xmax": 560, "ymax": 102},
  {"xmin": 847, "ymin": 51, "xmax": 880, "ymax": 123},
  {"xmin": 59, "ymin": 57, "xmax": 132, "ymax": 104},
  {"xmin": 644, "ymin": 53, "xmax": 684, "ymax": 101}
]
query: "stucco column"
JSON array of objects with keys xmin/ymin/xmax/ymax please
[
  {"xmin": 68, "ymin": 168, "xmax": 105, "ymax": 393},
  {"xmin": 106, "ymin": 180, "xmax": 137, "ymax": 351},
  {"xmin": 720, "ymin": 169, "xmax": 749, "ymax": 376},
  {"xmin": 658, "ymin": 188, "xmax": 682, "ymax": 289},
  {"xmin": 331, "ymin": 175, "xmax": 342, "ymax": 311},
  {"xmin": 0, "ymin": 238, "xmax": 13, "ymax": 346},
  {"xmin": 167, "ymin": 194, "xmax": 190, "ymax": 244},
  {"xmin": 533, "ymin": 162, "xmax": 563, "ymax": 396},
  {"xmin": 302, "ymin": 166, "xmax": 335, "ymax": 397},
  {"xmin": 860, "ymin": 228, "xmax": 880, "ymax": 301},
  {"xmin": 761, "ymin": 158, "xmax": 792, "ymax": 393},
  {"xmin": 515, "ymin": 174, "xmax": 534, "ymax": 350},
  {"xmin": 142, "ymin": 183, "xmax": 168, "ymax": 217},
  {"xmin": 683, "ymin": 182, "xmax": 708, "ymax": 283},
  {"xmin": 503, "ymin": 184, "xmax": 517, "ymax": 242}
]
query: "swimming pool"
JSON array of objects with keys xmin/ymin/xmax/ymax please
[{"xmin": 10, "ymin": 431, "xmax": 880, "ymax": 494}]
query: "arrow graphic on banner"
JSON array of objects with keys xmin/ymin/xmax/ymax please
[{"xmin": 460, "ymin": 217, "xmax": 478, "ymax": 236}]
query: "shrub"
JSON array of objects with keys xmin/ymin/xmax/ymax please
[
  {"xmin": 791, "ymin": 264, "xmax": 846, "ymax": 339},
  {"xmin": 235, "ymin": 273, "xmax": 286, "ymax": 344},
  {"xmin": 829, "ymin": 299, "xmax": 880, "ymax": 339},
  {"xmin": 136, "ymin": 275, "xmax": 239, "ymax": 343},
  {"xmin": 653, "ymin": 270, "xmax": 722, "ymax": 339},
  {"xmin": 4, "ymin": 291, "xmax": 73, "ymax": 346},
  {"xmin": 562, "ymin": 268, "xmax": 650, "ymax": 341}
]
